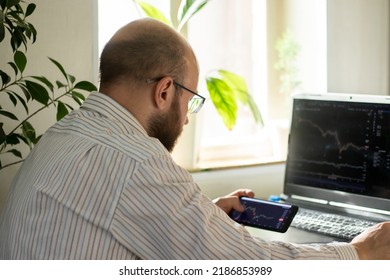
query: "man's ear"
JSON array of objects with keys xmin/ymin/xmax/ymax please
[{"xmin": 153, "ymin": 77, "xmax": 175, "ymax": 110}]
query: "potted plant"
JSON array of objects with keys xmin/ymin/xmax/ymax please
[{"xmin": 0, "ymin": 0, "xmax": 97, "ymax": 170}]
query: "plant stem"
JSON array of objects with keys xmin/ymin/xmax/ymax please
[
  {"xmin": 0, "ymin": 76, "xmax": 23, "ymax": 91},
  {"xmin": 7, "ymin": 90, "xmax": 72, "ymax": 136},
  {"xmin": 0, "ymin": 159, "xmax": 25, "ymax": 170}
]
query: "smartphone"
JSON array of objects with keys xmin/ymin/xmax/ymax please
[{"xmin": 229, "ymin": 197, "xmax": 299, "ymax": 233}]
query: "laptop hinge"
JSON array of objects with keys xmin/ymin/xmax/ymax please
[
  {"xmin": 329, "ymin": 201, "xmax": 390, "ymax": 216},
  {"xmin": 290, "ymin": 194, "xmax": 328, "ymax": 205},
  {"xmin": 285, "ymin": 194, "xmax": 390, "ymax": 220}
]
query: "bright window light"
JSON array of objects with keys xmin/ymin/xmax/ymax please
[{"xmin": 97, "ymin": 0, "xmax": 327, "ymax": 170}]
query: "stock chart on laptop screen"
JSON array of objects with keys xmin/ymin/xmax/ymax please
[{"xmin": 285, "ymin": 98, "xmax": 390, "ymax": 199}]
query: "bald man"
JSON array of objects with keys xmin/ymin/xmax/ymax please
[{"xmin": 1, "ymin": 19, "xmax": 389, "ymax": 260}]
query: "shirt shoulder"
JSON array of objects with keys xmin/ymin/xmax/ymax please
[{"xmin": 49, "ymin": 92, "xmax": 169, "ymax": 163}]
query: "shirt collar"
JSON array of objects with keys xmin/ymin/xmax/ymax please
[{"xmin": 80, "ymin": 91, "xmax": 148, "ymax": 136}]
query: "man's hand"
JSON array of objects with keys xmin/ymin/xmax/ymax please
[
  {"xmin": 213, "ymin": 189, "xmax": 255, "ymax": 214},
  {"xmin": 351, "ymin": 221, "xmax": 390, "ymax": 259}
]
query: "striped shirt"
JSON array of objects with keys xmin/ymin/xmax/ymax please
[{"xmin": 0, "ymin": 92, "xmax": 358, "ymax": 259}]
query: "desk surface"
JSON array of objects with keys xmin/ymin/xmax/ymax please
[{"xmin": 246, "ymin": 226, "xmax": 345, "ymax": 244}]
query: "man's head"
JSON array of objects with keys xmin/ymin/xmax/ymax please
[{"xmin": 99, "ymin": 18, "xmax": 200, "ymax": 152}]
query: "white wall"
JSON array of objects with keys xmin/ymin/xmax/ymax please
[
  {"xmin": 327, "ymin": 0, "xmax": 390, "ymax": 94},
  {"xmin": 0, "ymin": 0, "xmax": 98, "ymax": 212}
]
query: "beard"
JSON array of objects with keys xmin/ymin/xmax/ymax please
[{"xmin": 147, "ymin": 97, "xmax": 183, "ymax": 153}]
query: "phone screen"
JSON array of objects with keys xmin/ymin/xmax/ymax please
[{"xmin": 229, "ymin": 197, "xmax": 298, "ymax": 233}]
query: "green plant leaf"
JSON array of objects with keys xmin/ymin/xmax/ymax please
[
  {"xmin": 25, "ymin": 3, "xmax": 36, "ymax": 17},
  {"xmin": 6, "ymin": 91, "xmax": 17, "ymax": 106},
  {"xmin": 217, "ymin": 70, "xmax": 263, "ymax": 125},
  {"xmin": 9, "ymin": 90, "xmax": 29, "ymax": 113},
  {"xmin": 7, "ymin": 148, "xmax": 22, "ymax": 158},
  {"xmin": 19, "ymin": 83, "xmax": 32, "ymax": 101},
  {"xmin": 10, "ymin": 26, "xmax": 26, "ymax": 51},
  {"xmin": 71, "ymin": 91, "xmax": 86, "ymax": 105},
  {"xmin": 25, "ymin": 80, "xmax": 50, "ymax": 105},
  {"xmin": 8, "ymin": 10, "xmax": 25, "ymax": 26},
  {"xmin": 24, "ymin": 26, "xmax": 31, "ymax": 42},
  {"xmin": 245, "ymin": 94, "xmax": 264, "ymax": 126},
  {"xmin": 65, "ymin": 103, "xmax": 74, "ymax": 111},
  {"xmin": 206, "ymin": 77, "xmax": 237, "ymax": 130},
  {"xmin": 0, "ymin": 109, "xmax": 18, "ymax": 120},
  {"xmin": 31, "ymin": 76, "xmax": 54, "ymax": 91},
  {"xmin": 22, "ymin": 121, "xmax": 36, "ymax": 146},
  {"xmin": 15, "ymin": 91, "xmax": 28, "ymax": 113},
  {"xmin": 6, "ymin": 0, "xmax": 21, "ymax": 8},
  {"xmin": 177, "ymin": 0, "xmax": 209, "ymax": 31},
  {"xmin": 6, "ymin": 133, "xmax": 21, "ymax": 145},
  {"xmin": 7, "ymin": 61, "xmax": 18, "ymax": 76},
  {"xmin": 0, "ymin": 69, "xmax": 11, "ymax": 85},
  {"xmin": 74, "ymin": 80, "xmax": 97, "ymax": 91},
  {"xmin": 56, "ymin": 80, "xmax": 67, "ymax": 88},
  {"xmin": 14, "ymin": 50, "xmax": 27, "ymax": 73},
  {"xmin": 56, "ymin": 101, "xmax": 68, "ymax": 121},
  {"xmin": 134, "ymin": 0, "xmax": 171, "ymax": 26},
  {"xmin": 217, "ymin": 70, "xmax": 247, "ymax": 101},
  {"xmin": 0, "ymin": 11, "xmax": 5, "ymax": 43},
  {"xmin": 28, "ymin": 22, "xmax": 37, "ymax": 43},
  {"xmin": 67, "ymin": 74, "xmax": 75, "ymax": 85},
  {"xmin": 16, "ymin": 133, "xmax": 28, "ymax": 145},
  {"xmin": 48, "ymin": 57, "xmax": 67, "ymax": 80},
  {"xmin": 0, "ymin": 123, "xmax": 6, "ymax": 145}
]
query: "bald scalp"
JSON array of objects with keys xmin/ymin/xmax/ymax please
[{"xmin": 99, "ymin": 18, "xmax": 189, "ymax": 88}]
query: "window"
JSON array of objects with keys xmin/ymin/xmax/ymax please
[
  {"xmin": 98, "ymin": 0, "xmax": 328, "ymax": 171},
  {"xmin": 179, "ymin": 0, "xmax": 328, "ymax": 170},
  {"xmin": 187, "ymin": 1, "xmax": 272, "ymax": 169}
]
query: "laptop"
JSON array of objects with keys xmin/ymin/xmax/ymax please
[{"xmin": 281, "ymin": 92, "xmax": 390, "ymax": 242}]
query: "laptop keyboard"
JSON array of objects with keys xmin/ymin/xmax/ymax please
[{"xmin": 291, "ymin": 208, "xmax": 378, "ymax": 240}]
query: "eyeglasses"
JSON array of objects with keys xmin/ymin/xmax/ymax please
[{"xmin": 146, "ymin": 78, "xmax": 206, "ymax": 114}]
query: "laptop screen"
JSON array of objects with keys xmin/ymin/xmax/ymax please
[{"xmin": 284, "ymin": 93, "xmax": 390, "ymax": 212}]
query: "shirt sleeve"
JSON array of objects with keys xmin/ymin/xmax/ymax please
[{"xmin": 109, "ymin": 154, "xmax": 359, "ymax": 260}]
